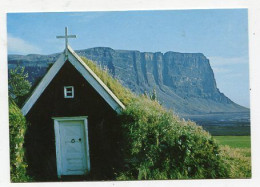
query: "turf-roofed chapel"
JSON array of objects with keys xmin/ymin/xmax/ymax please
[{"xmin": 21, "ymin": 27, "xmax": 125, "ymax": 180}]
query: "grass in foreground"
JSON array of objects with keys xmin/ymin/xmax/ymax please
[
  {"xmin": 213, "ymin": 136, "xmax": 251, "ymax": 178},
  {"xmin": 219, "ymin": 146, "xmax": 251, "ymax": 178}
]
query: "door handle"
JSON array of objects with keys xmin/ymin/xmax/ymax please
[{"xmin": 79, "ymin": 138, "xmax": 81, "ymax": 142}]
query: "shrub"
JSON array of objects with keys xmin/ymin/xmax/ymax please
[
  {"xmin": 117, "ymin": 97, "xmax": 229, "ymax": 179},
  {"xmin": 9, "ymin": 100, "xmax": 33, "ymax": 182}
]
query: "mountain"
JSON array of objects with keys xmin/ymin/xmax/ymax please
[{"xmin": 8, "ymin": 47, "xmax": 249, "ymax": 115}]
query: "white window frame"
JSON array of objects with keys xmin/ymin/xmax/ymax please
[{"xmin": 64, "ymin": 86, "xmax": 74, "ymax": 98}]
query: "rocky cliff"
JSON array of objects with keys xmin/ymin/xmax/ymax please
[{"xmin": 8, "ymin": 47, "xmax": 249, "ymax": 115}]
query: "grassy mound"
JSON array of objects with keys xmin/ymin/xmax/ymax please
[
  {"xmin": 117, "ymin": 97, "xmax": 229, "ymax": 179},
  {"xmin": 9, "ymin": 100, "xmax": 33, "ymax": 182},
  {"xmin": 82, "ymin": 57, "xmax": 230, "ymax": 179}
]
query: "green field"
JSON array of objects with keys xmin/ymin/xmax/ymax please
[{"xmin": 214, "ymin": 136, "xmax": 251, "ymax": 148}]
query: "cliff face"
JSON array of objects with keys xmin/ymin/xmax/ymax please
[{"xmin": 8, "ymin": 47, "xmax": 248, "ymax": 115}]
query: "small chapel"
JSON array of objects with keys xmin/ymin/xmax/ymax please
[{"xmin": 21, "ymin": 27, "xmax": 125, "ymax": 180}]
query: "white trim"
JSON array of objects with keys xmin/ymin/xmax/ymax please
[
  {"xmin": 21, "ymin": 52, "xmax": 66, "ymax": 115},
  {"xmin": 84, "ymin": 118, "xmax": 91, "ymax": 172},
  {"xmin": 67, "ymin": 46, "xmax": 125, "ymax": 113},
  {"xmin": 52, "ymin": 116, "xmax": 88, "ymax": 120},
  {"xmin": 53, "ymin": 116, "xmax": 90, "ymax": 178},
  {"xmin": 54, "ymin": 120, "xmax": 62, "ymax": 178},
  {"xmin": 64, "ymin": 86, "xmax": 74, "ymax": 98},
  {"xmin": 21, "ymin": 46, "xmax": 125, "ymax": 116}
]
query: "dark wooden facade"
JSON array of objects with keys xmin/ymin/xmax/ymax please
[{"xmin": 25, "ymin": 61, "xmax": 122, "ymax": 181}]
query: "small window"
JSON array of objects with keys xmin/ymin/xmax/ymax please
[{"xmin": 64, "ymin": 86, "xmax": 74, "ymax": 98}]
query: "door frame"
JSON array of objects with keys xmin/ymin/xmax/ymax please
[{"xmin": 52, "ymin": 116, "xmax": 90, "ymax": 178}]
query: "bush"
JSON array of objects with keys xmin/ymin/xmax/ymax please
[
  {"xmin": 117, "ymin": 97, "xmax": 229, "ymax": 179},
  {"xmin": 9, "ymin": 100, "xmax": 33, "ymax": 182}
]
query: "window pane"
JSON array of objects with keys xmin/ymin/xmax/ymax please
[{"xmin": 64, "ymin": 86, "xmax": 74, "ymax": 98}]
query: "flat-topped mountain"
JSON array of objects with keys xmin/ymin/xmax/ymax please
[{"xmin": 8, "ymin": 47, "xmax": 249, "ymax": 115}]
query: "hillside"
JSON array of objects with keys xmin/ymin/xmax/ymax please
[{"xmin": 8, "ymin": 47, "xmax": 249, "ymax": 115}]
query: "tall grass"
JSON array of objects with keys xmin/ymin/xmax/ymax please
[
  {"xmin": 220, "ymin": 146, "xmax": 251, "ymax": 178},
  {"xmin": 82, "ymin": 57, "xmax": 134, "ymax": 105}
]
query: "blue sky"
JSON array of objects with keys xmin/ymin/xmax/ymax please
[{"xmin": 7, "ymin": 9, "xmax": 250, "ymax": 107}]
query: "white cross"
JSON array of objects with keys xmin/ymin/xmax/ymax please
[{"xmin": 56, "ymin": 27, "xmax": 76, "ymax": 56}]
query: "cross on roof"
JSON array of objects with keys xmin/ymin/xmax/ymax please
[{"xmin": 56, "ymin": 27, "xmax": 76, "ymax": 56}]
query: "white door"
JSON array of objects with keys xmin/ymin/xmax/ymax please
[{"xmin": 53, "ymin": 117, "xmax": 90, "ymax": 178}]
